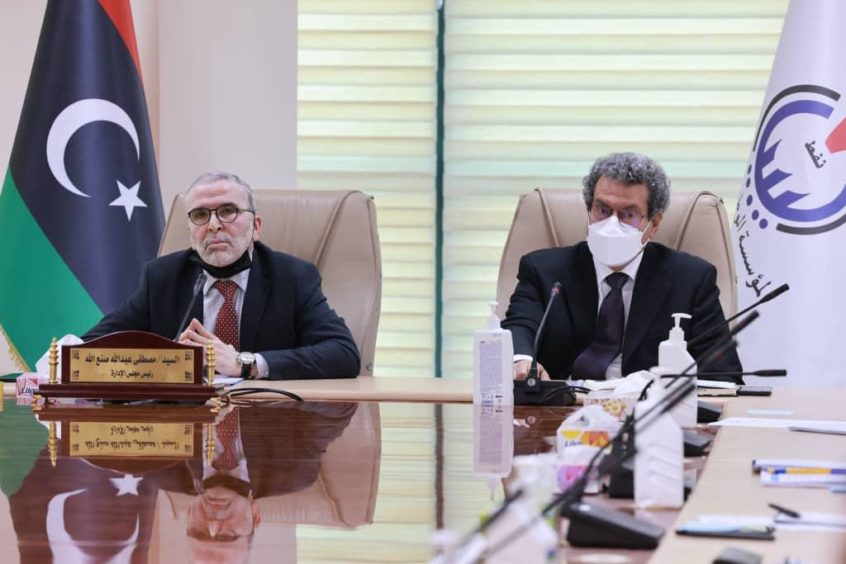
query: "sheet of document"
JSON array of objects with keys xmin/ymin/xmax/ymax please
[
  {"xmin": 209, "ymin": 376, "xmax": 243, "ymax": 387},
  {"xmin": 710, "ymin": 417, "xmax": 846, "ymax": 431}
]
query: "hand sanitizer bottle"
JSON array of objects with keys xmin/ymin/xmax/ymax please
[
  {"xmin": 474, "ymin": 404, "xmax": 514, "ymax": 500},
  {"xmin": 634, "ymin": 383, "xmax": 684, "ymax": 509},
  {"xmin": 473, "ymin": 302, "xmax": 514, "ymax": 406},
  {"xmin": 656, "ymin": 312, "xmax": 697, "ymax": 428}
]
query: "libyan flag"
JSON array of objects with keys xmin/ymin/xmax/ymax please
[{"xmin": 0, "ymin": 0, "xmax": 164, "ymax": 369}]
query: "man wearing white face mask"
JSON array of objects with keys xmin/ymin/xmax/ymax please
[{"xmin": 503, "ymin": 152, "xmax": 742, "ymax": 382}]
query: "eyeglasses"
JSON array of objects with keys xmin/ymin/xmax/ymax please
[
  {"xmin": 590, "ymin": 203, "xmax": 646, "ymax": 228},
  {"xmin": 188, "ymin": 204, "xmax": 255, "ymax": 226}
]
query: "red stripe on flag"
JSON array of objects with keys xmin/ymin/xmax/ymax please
[
  {"xmin": 98, "ymin": 0, "xmax": 143, "ymax": 81},
  {"xmin": 826, "ymin": 117, "xmax": 846, "ymax": 154}
]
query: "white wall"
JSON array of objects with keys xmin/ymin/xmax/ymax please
[
  {"xmin": 158, "ymin": 0, "xmax": 297, "ymax": 195},
  {"xmin": 0, "ymin": 1, "xmax": 297, "ymax": 373}
]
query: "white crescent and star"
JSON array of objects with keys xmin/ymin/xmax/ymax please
[
  {"xmin": 45, "ymin": 98, "xmax": 147, "ymax": 222},
  {"xmin": 110, "ymin": 473, "xmax": 143, "ymax": 496},
  {"xmin": 46, "ymin": 487, "xmax": 140, "ymax": 564}
]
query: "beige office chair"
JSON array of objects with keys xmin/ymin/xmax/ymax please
[
  {"xmin": 159, "ymin": 190, "xmax": 382, "ymax": 376},
  {"xmin": 496, "ymin": 188, "xmax": 737, "ymax": 319}
]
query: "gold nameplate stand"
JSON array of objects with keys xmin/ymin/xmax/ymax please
[{"xmin": 37, "ymin": 331, "xmax": 217, "ymax": 402}]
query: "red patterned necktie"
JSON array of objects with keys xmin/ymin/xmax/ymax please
[
  {"xmin": 213, "ymin": 280, "xmax": 240, "ymax": 350},
  {"xmin": 212, "ymin": 409, "xmax": 241, "ymax": 471}
]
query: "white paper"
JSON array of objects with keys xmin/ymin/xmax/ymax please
[
  {"xmin": 709, "ymin": 417, "xmax": 846, "ymax": 430},
  {"xmin": 695, "ymin": 379, "xmax": 736, "ymax": 389},
  {"xmin": 210, "ymin": 376, "xmax": 243, "ymax": 387},
  {"xmin": 776, "ymin": 512, "xmax": 846, "ymax": 531}
]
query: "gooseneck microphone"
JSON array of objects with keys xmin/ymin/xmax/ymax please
[
  {"xmin": 528, "ymin": 282, "xmax": 562, "ymax": 381},
  {"xmin": 481, "ymin": 311, "xmax": 761, "ymax": 557},
  {"xmin": 483, "ymin": 375, "xmax": 700, "ymax": 556},
  {"xmin": 682, "ymin": 369, "xmax": 787, "ymax": 380},
  {"xmin": 648, "ymin": 310, "xmax": 761, "ymax": 396},
  {"xmin": 687, "ymin": 283, "xmax": 788, "ymax": 348},
  {"xmin": 174, "ymin": 272, "xmax": 206, "ymax": 340}
]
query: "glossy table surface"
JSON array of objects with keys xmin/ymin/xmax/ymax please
[
  {"xmin": 0, "ymin": 398, "xmax": 589, "ymax": 563},
  {"xmin": 3, "ymin": 388, "xmax": 845, "ymax": 563}
]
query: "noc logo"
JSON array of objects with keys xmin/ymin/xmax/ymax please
[{"xmin": 742, "ymin": 84, "xmax": 846, "ymax": 235}]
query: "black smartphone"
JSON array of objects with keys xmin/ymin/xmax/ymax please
[{"xmin": 737, "ymin": 386, "xmax": 772, "ymax": 396}]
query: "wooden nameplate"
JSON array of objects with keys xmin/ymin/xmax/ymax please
[
  {"xmin": 37, "ymin": 403, "xmax": 218, "ymax": 470},
  {"xmin": 38, "ymin": 331, "xmax": 217, "ymax": 402}
]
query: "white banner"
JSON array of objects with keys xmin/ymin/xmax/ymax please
[{"xmin": 733, "ymin": 0, "xmax": 846, "ymax": 387}]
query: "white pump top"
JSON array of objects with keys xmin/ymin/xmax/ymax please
[
  {"xmin": 486, "ymin": 301, "xmax": 501, "ymax": 329},
  {"xmin": 668, "ymin": 312, "xmax": 692, "ymax": 344}
]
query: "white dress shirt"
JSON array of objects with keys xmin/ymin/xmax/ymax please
[{"xmin": 514, "ymin": 249, "xmax": 645, "ymax": 380}]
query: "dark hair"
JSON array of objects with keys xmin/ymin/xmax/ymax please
[{"xmin": 581, "ymin": 152, "xmax": 670, "ymax": 219}]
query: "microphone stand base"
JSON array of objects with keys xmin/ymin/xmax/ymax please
[
  {"xmin": 697, "ymin": 401, "xmax": 722, "ymax": 424},
  {"xmin": 562, "ymin": 501, "xmax": 664, "ymax": 549}
]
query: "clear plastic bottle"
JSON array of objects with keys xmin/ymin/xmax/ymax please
[
  {"xmin": 473, "ymin": 301, "xmax": 514, "ymax": 406},
  {"xmin": 634, "ymin": 383, "xmax": 684, "ymax": 509}
]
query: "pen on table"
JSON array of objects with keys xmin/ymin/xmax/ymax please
[
  {"xmin": 768, "ymin": 502, "xmax": 801, "ymax": 519},
  {"xmin": 763, "ymin": 467, "xmax": 846, "ymax": 475}
]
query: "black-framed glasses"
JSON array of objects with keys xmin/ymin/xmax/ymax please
[
  {"xmin": 188, "ymin": 204, "xmax": 255, "ymax": 226},
  {"xmin": 589, "ymin": 203, "xmax": 646, "ymax": 228}
]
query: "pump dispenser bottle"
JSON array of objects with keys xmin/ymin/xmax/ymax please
[
  {"xmin": 658, "ymin": 313, "xmax": 696, "ymax": 374},
  {"xmin": 655, "ymin": 312, "xmax": 697, "ymax": 428},
  {"xmin": 473, "ymin": 301, "xmax": 514, "ymax": 406}
]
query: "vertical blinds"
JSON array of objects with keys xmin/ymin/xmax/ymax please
[
  {"xmin": 441, "ymin": 0, "xmax": 787, "ymax": 378},
  {"xmin": 298, "ymin": 0, "xmax": 438, "ymax": 378}
]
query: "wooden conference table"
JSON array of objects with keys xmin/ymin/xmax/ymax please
[{"xmin": 0, "ymin": 380, "xmax": 844, "ymax": 563}]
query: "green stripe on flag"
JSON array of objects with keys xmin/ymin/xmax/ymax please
[
  {"xmin": 0, "ymin": 398, "xmax": 47, "ymax": 497},
  {"xmin": 0, "ymin": 169, "xmax": 103, "ymax": 369}
]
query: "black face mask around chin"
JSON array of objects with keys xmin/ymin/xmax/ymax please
[{"xmin": 189, "ymin": 250, "xmax": 252, "ymax": 279}]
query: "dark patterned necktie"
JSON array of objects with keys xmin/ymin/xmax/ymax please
[
  {"xmin": 572, "ymin": 272, "xmax": 628, "ymax": 380},
  {"xmin": 213, "ymin": 280, "xmax": 240, "ymax": 350},
  {"xmin": 212, "ymin": 409, "xmax": 241, "ymax": 471}
]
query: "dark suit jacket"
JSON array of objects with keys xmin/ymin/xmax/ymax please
[
  {"xmin": 152, "ymin": 402, "xmax": 358, "ymax": 499},
  {"xmin": 83, "ymin": 241, "xmax": 360, "ymax": 379},
  {"xmin": 502, "ymin": 242, "xmax": 743, "ymax": 382}
]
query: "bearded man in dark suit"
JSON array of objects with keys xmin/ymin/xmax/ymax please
[{"xmin": 84, "ymin": 171, "xmax": 360, "ymax": 380}]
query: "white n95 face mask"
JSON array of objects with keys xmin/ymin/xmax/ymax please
[{"xmin": 587, "ymin": 214, "xmax": 650, "ymax": 268}]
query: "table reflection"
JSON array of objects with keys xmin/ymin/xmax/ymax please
[
  {"xmin": 0, "ymin": 400, "xmax": 380, "ymax": 563},
  {"xmin": 0, "ymin": 399, "xmax": 583, "ymax": 563}
]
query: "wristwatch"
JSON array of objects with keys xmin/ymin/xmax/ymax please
[{"xmin": 236, "ymin": 351, "xmax": 256, "ymax": 379}]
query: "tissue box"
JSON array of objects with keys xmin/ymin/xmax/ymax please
[
  {"xmin": 557, "ymin": 445, "xmax": 603, "ymax": 494},
  {"xmin": 557, "ymin": 427, "xmax": 616, "ymax": 449},
  {"xmin": 584, "ymin": 389, "xmax": 638, "ymax": 421},
  {"xmin": 556, "ymin": 405, "xmax": 622, "ymax": 452},
  {"xmin": 16, "ymin": 372, "xmax": 47, "ymax": 401}
]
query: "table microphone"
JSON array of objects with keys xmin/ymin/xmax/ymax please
[
  {"xmin": 527, "ymin": 282, "xmax": 561, "ymax": 382},
  {"xmin": 174, "ymin": 272, "xmax": 206, "ymax": 340},
  {"xmin": 485, "ymin": 377, "xmax": 700, "ymax": 556},
  {"xmin": 476, "ymin": 312, "xmax": 760, "ymax": 557},
  {"xmin": 516, "ymin": 282, "xmax": 575, "ymax": 405},
  {"xmin": 688, "ymin": 369, "xmax": 787, "ymax": 379},
  {"xmin": 687, "ymin": 283, "xmax": 788, "ymax": 348},
  {"xmin": 488, "ymin": 315, "xmax": 757, "ymax": 554},
  {"xmin": 636, "ymin": 311, "xmax": 760, "ymax": 401}
]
